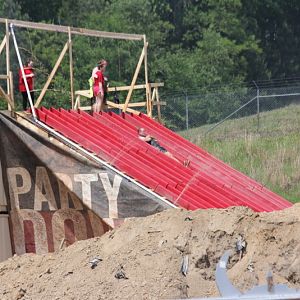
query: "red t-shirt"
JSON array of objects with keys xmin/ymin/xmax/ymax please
[
  {"xmin": 93, "ymin": 70, "xmax": 104, "ymax": 88},
  {"xmin": 19, "ymin": 67, "xmax": 34, "ymax": 92}
]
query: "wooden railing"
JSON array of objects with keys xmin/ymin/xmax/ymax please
[{"xmin": 74, "ymin": 82, "xmax": 165, "ymax": 120}]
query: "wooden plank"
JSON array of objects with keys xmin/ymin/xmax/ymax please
[
  {"xmin": 108, "ymin": 82, "xmax": 164, "ymax": 92},
  {"xmin": 74, "ymin": 92, "xmax": 165, "ymax": 108},
  {"xmin": 121, "ymin": 102, "xmax": 146, "ymax": 107},
  {"xmin": 0, "ymin": 85, "xmax": 14, "ymax": 108},
  {"xmin": 151, "ymin": 87, "xmax": 156, "ymax": 102},
  {"xmin": 35, "ymin": 41, "xmax": 69, "ymax": 108},
  {"xmin": 68, "ymin": 27, "xmax": 74, "ymax": 109},
  {"xmin": 75, "ymin": 90, "xmax": 90, "ymax": 98},
  {"xmin": 77, "ymin": 106, "xmax": 91, "ymax": 111},
  {"xmin": 74, "ymin": 95, "xmax": 80, "ymax": 110},
  {"xmin": 77, "ymin": 102, "xmax": 140, "ymax": 114},
  {"xmin": 6, "ymin": 20, "xmax": 11, "ymax": 111},
  {"xmin": 0, "ymin": 75, "xmax": 9, "ymax": 80},
  {"xmin": 156, "ymin": 87, "xmax": 162, "ymax": 122},
  {"xmin": 117, "ymin": 101, "xmax": 165, "ymax": 108},
  {"xmin": 75, "ymin": 83, "xmax": 164, "ymax": 97},
  {"xmin": 0, "ymin": 37, "xmax": 6, "ymax": 56},
  {"xmin": 0, "ymin": 18, "xmax": 144, "ymax": 41},
  {"xmin": 143, "ymin": 36, "xmax": 151, "ymax": 117},
  {"xmin": 78, "ymin": 104, "xmax": 142, "ymax": 115},
  {"xmin": 9, "ymin": 71, "xmax": 14, "ymax": 109},
  {"xmin": 107, "ymin": 101, "xmax": 140, "ymax": 115},
  {"xmin": 123, "ymin": 45, "xmax": 146, "ymax": 112}
]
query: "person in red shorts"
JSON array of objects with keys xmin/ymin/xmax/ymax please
[
  {"xmin": 92, "ymin": 59, "xmax": 107, "ymax": 113},
  {"xmin": 19, "ymin": 59, "xmax": 35, "ymax": 111}
]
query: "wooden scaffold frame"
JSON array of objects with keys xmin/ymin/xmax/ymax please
[{"xmin": 0, "ymin": 18, "xmax": 164, "ymax": 120}]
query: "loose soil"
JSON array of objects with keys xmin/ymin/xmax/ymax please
[{"xmin": 1, "ymin": 205, "xmax": 300, "ymax": 299}]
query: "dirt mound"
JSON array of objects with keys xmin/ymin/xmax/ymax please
[{"xmin": 1, "ymin": 204, "xmax": 300, "ymax": 299}]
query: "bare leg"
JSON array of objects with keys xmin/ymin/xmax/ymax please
[
  {"xmin": 99, "ymin": 94, "xmax": 104, "ymax": 112},
  {"xmin": 95, "ymin": 94, "xmax": 103, "ymax": 113},
  {"xmin": 165, "ymin": 151, "xmax": 181, "ymax": 163},
  {"xmin": 165, "ymin": 151, "xmax": 190, "ymax": 167},
  {"xmin": 92, "ymin": 102, "xmax": 97, "ymax": 113}
]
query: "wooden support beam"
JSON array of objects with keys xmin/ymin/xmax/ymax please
[
  {"xmin": 156, "ymin": 87, "xmax": 162, "ymax": 123},
  {"xmin": 151, "ymin": 87, "xmax": 156, "ymax": 102},
  {"xmin": 146, "ymin": 82, "xmax": 152, "ymax": 117},
  {"xmin": 76, "ymin": 106, "xmax": 90, "ymax": 111},
  {"xmin": 75, "ymin": 83, "xmax": 164, "ymax": 98},
  {"xmin": 0, "ymin": 85, "xmax": 14, "ymax": 108},
  {"xmin": 0, "ymin": 75, "xmax": 9, "ymax": 80},
  {"xmin": 0, "ymin": 36, "xmax": 6, "ymax": 56},
  {"xmin": 107, "ymin": 101, "xmax": 140, "ymax": 114},
  {"xmin": 143, "ymin": 35, "xmax": 151, "ymax": 117},
  {"xmin": 120, "ymin": 101, "xmax": 166, "ymax": 108},
  {"xmin": 74, "ymin": 95, "xmax": 80, "ymax": 110},
  {"xmin": 123, "ymin": 45, "xmax": 146, "ymax": 112},
  {"xmin": 5, "ymin": 19, "xmax": 11, "ymax": 111},
  {"xmin": 0, "ymin": 18, "xmax": 144, "ymax": 41},
  {"xmin": 68, "ymin": 27, "xmax": 74, "ymax": 109},
  {"xmin": 35, "ymin": 41, "xmax": 69, "ymax": 108},
  {"xmin": 120, "ymin": 102, "xmax": 147, "ymax": 108},
  {"xmin": 9, "ymin": 71, "xmax": 14, "ymax": 109},
  {"xmin": 77, "ymin": 103, "xmax": 140, "ymax": 115},
  {"xmin": 108, "ymin": 82, "xmax": 164, "ymax": 92}
]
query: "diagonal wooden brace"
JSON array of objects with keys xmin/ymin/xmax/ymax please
[{"xmin": 34, "ymin": 41, "xmax": 69, "ymax": 108}]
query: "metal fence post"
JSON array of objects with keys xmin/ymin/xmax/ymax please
[
  {"xmin": 253, "ymin": 81, "xmax": 260, "ymax": 131},
  {"xmin": 185, "ymin": 91, "xmax": 189, "ymax": 130}
]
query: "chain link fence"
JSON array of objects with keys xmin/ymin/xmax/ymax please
[
  {"xmin": 158, "ymin": 80, "xmax": 300, "ymax": 202},
  {"xmin": 159, "ymin": 81, "xmax": 300, "ymax": 138}
]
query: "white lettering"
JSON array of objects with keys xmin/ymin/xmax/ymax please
[
  {"xmin": 56, "ymin": 173, "xmax": 83, "ymax": 210},
  {"xmin": 7, "ymin": 167, "xmax": 31, "ymax": 209},
  {"xmin": 99, "ymin": 173, "xmax": 122, "ymax": 219},
  {"xmin": 74, "ymin": 174, "xmax": 98, "ymax": 209},
  {"xmin": 34, "ymin": 167, "xmax": 57, "ymax": 211}
]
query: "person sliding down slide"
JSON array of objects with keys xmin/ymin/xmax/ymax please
[{"xmin": 138, "ymin": 128, "xmax": 190, "ymax": 167}]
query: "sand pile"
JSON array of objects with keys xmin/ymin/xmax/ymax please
[{"xmin": 1, "ymin": 204, "xmax": 300, "ymax": 299}]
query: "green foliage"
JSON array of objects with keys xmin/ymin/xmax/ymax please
[{"xmin": 0, "ymin": 0, "xmax": 299, "ymax": 113}]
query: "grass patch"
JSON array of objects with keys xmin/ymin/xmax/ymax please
[{"xmin": 179, "ymin": 104, "xmax": 300, "ymax": 203}]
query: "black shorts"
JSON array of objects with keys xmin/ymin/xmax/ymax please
[
  {"xmin": 156, "ymin": 145, "xmax": 167, "ymax": 153},
  {"xmin": 103, "ymin": 92, "xmax": 108, "ymax": 104},
  {"xmin": 150, "ymin": 139, "xmax": 167, "ymax": 153}
]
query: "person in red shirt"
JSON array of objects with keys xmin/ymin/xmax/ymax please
[
  {"xmin": 19, "ymin": 59, "xmax": 35, "ymax": 110},
  {"xmin": 92, "ymin": 59, "xmax": 107, "ymax": 113}
]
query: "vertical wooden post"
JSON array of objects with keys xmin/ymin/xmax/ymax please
[
  {"xmin": 9, "ymin": 71, "xmax": 14, "ymax": 109},
  {"xmin": 148, "ymin": 83, "xmax": 153, "ymax": 117},
  {"xmin": 156, "ymin": 87, "xmax": 162, "ymax": 123},
  {"xmin": 143, "ymin": 35, "xmax": 151, "ymax": 117},
  {"xmin": 68, "ymin": 27, "xmax": 74, "ymax": 109},
  {"xmin": 151, "ymin": 87, "xmax": 156, "ymax": 101},
  {"xmin": 74, "ymin": 94, "xmax": 81, "ymax": 110},
  {"xmin": 5, "ymin": 19, "xmax": 12, "ymax": 111}
]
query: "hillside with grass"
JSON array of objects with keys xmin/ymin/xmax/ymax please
[{"xmin": 180, "ymin": 104, "xmax": 300, "ymax": 203}]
